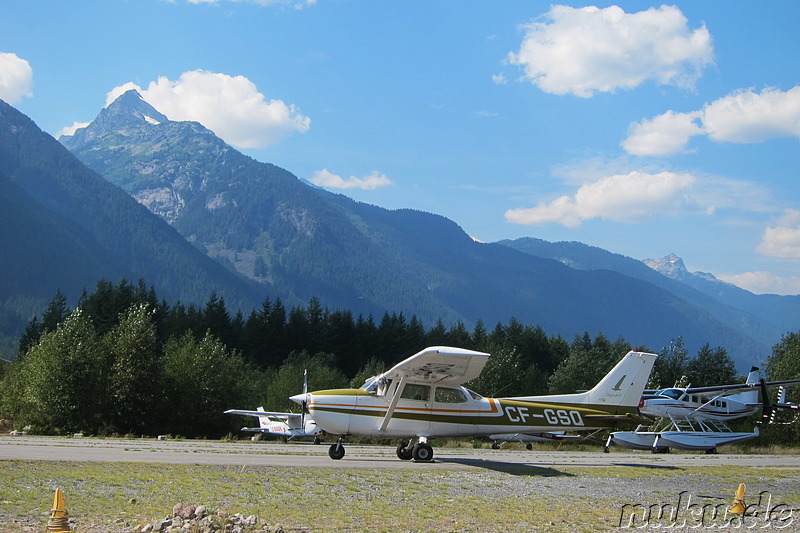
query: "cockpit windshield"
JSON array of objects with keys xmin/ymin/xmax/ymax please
[
  {"xmin": 656, "ymin": 388, "xmax": 685, "ymax": 400},
  {"xmin": 465, "ymin": 388, "xmax": 483, "ymax": 401},
  {"xmin": 362, "ymin": 376, "xmax": 380, "ymax": 393}
]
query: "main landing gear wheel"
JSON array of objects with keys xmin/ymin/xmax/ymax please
[
  {"xmin": 328, "ymin": 442, "xmax": 345, "ymax": 460},
  {"xmin": 412, "ymin": 442, "xmax": 433, "ymax": 462},
  {"xmin": 396, "ymin": 443, "xmax": 413, "ymax": 461}
]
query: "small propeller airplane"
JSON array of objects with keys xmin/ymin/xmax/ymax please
[
  {"xmin": 290, "ymin": 346, "xmax": 658, "ymax": 461},
  {"xmin": 223, "ymin": 406, "xmax": 323, "ymax": 443},
  {"xmin": 638, "ymin": 367, "xmax": 800, "ymax": 422},
  {"xmin": 607, "ymin": 367, "xmax": 800, "ymax": 453},
  {"xmin": 225, "ymin": 370, "xmax": 323, "ymax": 443}
]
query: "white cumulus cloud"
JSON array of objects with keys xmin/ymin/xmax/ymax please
[
  {"xmin": 757, "ymin": 209, "xmax": 800, "ymax": 259},
  {"xmin": 623, "ymin": 85, "xmax": 800, "ymax": 156},
  {"xmin": 505, "ymin": 171, "xmax": 696, "ymax": 227},
  {"xmin": 107, "ymin": 71, "xmax": 310, "ymax": 149},
  {"xmin": 0, "ymin": 52, "xmax": 33, "ymax": 104},
  {"xmin": 310, "ymin": 169, "xmax": 393, "ymax": 190},
  {"xmin": 622, "ymin": 111, "xmax": 703, "ymax": 156},
  {"xmin": 703, "ymin": 86, "xmax": 800, "ymax": 143},
  {"xmin": 508, "ymin": 5, "xmax": 713, "ymax": 98},
  {"xmin": 717, "ymin": 271, "xmax": 800, "ymax": 296},
  {"xmin": 58, "ymin": 121, "xmax": 91, "ymax": 138}
]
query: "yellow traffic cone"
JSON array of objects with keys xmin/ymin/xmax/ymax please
[
  {"xmin": 47, "ymin": 488, "xmax": 71, "ymax": 532},
  {"xmin": 730, "ymin": 483, "xmax": 746, "ymax": 515}
]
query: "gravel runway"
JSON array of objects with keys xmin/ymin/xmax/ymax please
[
  {"xmin": 2, "ymin": 435, "xmax": 800, "ymax": 469},
  {"xmin": 3, "ymin": 436, "xmax": 800, "ymax": 531}
]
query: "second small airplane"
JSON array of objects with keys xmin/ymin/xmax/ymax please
[{"xmin": 291, "ymin": 346, "xmax": 657, "ymax": 461}]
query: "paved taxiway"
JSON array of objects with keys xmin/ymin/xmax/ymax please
[{"xmin": 2, "ymin": 435, "xmax": 799, "ymax": 470}]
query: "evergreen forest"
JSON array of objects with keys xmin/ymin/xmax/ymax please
[{"xmin": 1, "ymin": 279, "xmax": 798, "ymax": 445}]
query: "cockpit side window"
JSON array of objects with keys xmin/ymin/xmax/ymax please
[
  {"xmin": 434, "ymin": 387, "xmax": 467, "ymax": 403},
  {"xmin": 400, "ymin": 384, "xmax": 430, "ymax": 401}
]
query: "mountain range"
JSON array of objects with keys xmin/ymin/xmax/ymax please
[{"xmin": 2, "ymin": 91, "xmax": 796, "ymax": 368}]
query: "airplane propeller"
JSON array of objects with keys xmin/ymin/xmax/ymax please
[
  {"xmin": 759, "ymin": 378, "xmax": 800, "ymax": 424},
  {"xmin": 759, "ymin": 378, "xmax": 775, "ymax": 423},
  {"xmin": 301, "ymin": 369, "xmax": 309, "ymax": 426}
]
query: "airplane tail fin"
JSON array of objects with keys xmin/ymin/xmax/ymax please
[
  {"xmin": 512, "ymin": 351, "xmax": 657, "ymax": 408},
  {"xmin": 728, "ymin": 367, "xmax": 761, "ymax": 405},
  {"xmin": 583, "ymin": 351, "xmax": 658, "ymax": 408},
  {"xmin": 256, "ymin": 407, "xmax": 270, "ymax": 429}
]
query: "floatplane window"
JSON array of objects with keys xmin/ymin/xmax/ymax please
[
  {"xmin": 401, "ymin": 384, "xmax": 430, "ymax": 401},
  {"xmin": 434, "ymin": 387, "xmax": 467, "ymax": 404}
]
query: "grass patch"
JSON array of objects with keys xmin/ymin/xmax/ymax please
[{"xmin": 2, "ymin": 460, "xmax": 800, "ymax": 532}]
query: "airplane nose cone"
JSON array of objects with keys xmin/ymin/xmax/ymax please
[{"xmin": 289, "ymin": 393, "xmax": 306, "ymax": 405}]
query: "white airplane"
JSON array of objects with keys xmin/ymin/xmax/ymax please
[
  {"xmin": 224, "ymin": 406, "xmax": 323, "ymax": 443},
  {"xmin": 290, "ymin": 346, "xmax": 658, "ymax": 461},
  {"xmin": 225, "ymin": 370, "xmax": 323, "ymax": 443},
  {"xmin": 608, "ymin": 367, "xmax": 800, "ymax": 453},
  {"xmin": 638, "ymin": 367, "xmax": 800, "ymax": 422}
]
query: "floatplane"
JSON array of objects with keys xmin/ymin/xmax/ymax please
[
  {"xmin": 290, "ymin": 346, "xmax": 657, "ymax": 461},
  {"xmin": 606, "ymin": 367, "xmax": 800, "ymax": 454}
]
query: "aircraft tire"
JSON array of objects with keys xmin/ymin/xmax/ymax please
[
  {"xmin": 491, "ymin": 442, "xmax": 500, "ymax": 450},
  {"xmin": 328, "ymin": 443, "xmax": 345, "ymax": 460},
  {"xmin": 396, "ymin": 443, "xmax": 413, "ymax": 460},
  {"xmin": 525, "ymin": 443, "xmax": 533, "ymax": 451},
  {"xmin": 412, "ymin": 442, "xmax": 433, "ymax": 462},
  {"xmin": 313, "ymin": 437, "xmax": 321, "ymax": 445}
]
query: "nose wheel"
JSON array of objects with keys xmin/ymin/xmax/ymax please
[{"xmin": 328, "ymin": 440, "xmax": 345, "ymax": 460}]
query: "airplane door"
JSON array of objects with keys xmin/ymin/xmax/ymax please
[
  {"xmin": 398, "ymin": 384, "xmax": 432, "ymax": 436},
  {"xmin": 431, "ymin": 386, "xmax": 468, "ymax": 436}
]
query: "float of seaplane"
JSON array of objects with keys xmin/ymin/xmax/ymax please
[{"xmin": 607, "ymin": 367, "xmax": 800, "ymax": 454}]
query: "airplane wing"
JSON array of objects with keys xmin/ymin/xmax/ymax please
[
  {"xmin": 380, "ymin": 346, "xmax": 491, "ymax": 386},
  {"xmin": 224, "ymin": 409, "xmax": 302, "ymax": 421},
  {"xmin": 683, "ymin": 378, "xmax": 800, "ymax": 395}
]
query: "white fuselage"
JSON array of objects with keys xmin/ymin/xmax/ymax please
[
  {"xmin": 301, "ymin": 386, "xmax": 625, "ymax": 439},
  {"xmin": 640, "ymin": 388, "xmax": 756, "ymax": 421}
]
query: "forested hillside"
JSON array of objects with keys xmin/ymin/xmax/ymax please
[{"xmin": 2, "ymin": 280, "xmax": 796, "ymax": 443}]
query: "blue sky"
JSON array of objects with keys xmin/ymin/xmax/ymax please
[{"xmin": 2, "ymin": 1, "xmax": 799, "ymax": 295}]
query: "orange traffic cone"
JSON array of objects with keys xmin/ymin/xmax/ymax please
[
  {"xmin": 47, "ymin": 488, "xmax": 71, "ymax": 532},
  {"xmin": 730, "ymin": 483, "xmax": 746, "ymax": 515}
]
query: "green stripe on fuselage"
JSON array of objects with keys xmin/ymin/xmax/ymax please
[{"xmin": 310, "ymin": 398, "xmax": 637, "ymax": 428}]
